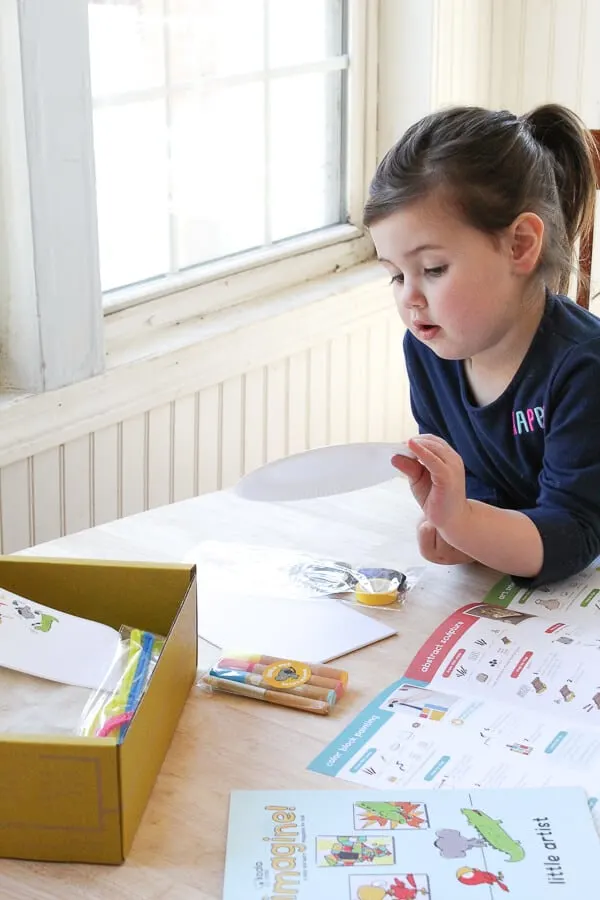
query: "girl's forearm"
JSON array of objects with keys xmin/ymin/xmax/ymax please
[{"xmin": 441, "ymin": 500, "xmax": 544, "ymax": 577}]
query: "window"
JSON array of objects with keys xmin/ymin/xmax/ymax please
[
  {"xmin": 0, "ymin": 0, "xmax": 376, "ymax": 392},
  {"xmin": 89, "ymin": 0, "xmax": 350, "ymax": 298}
]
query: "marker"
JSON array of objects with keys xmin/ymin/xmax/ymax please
[
  {"xmin": 83, "ymin": 628, "xmax": 142, "ymax": 738},
  {"xmin": 120, "ymin": 630, "xmax": 155, "ymax": 739},
  {"xmin": 97, "ymin": 711, "xmax": 135, "ymax": 739},
  {"xmin": 209, "ymin": 667, "xmax": 337, "ymax": 705},
  {"xmin": 218, "ymin": 655, "xmax": 348, "ymax": 690},
  {"xmin": 217, "ymin": 658, "xmax": 344, "ymax": 698},
  {"xmin": 203, "ymin": 674, "xmax": 330, "ymax": 715}
]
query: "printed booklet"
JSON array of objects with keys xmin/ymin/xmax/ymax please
[
  {"xmin": 309, "ymin": 563, "xmax": 600, "ymax": 831},
  {"xmin": 222, "ymin": 787, "xmax": 598, "ymax": 898}
]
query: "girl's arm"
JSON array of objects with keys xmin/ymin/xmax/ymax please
[{"xmin": 442, "ymin": 500, "xmax": 544, "ymax": 578}]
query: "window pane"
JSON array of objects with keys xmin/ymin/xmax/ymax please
[
  {"xmin": 171, "ymin": 84, "xmax": 266, "ymax": 269},
  {"xmin": 88, "ymin": 0, "xmax": 348, "ymax": 294},
  {"xmin": 93, "ymin": 101, "xmax": 170, "ymax": 291},
  {"xmin": 269, "ymin": 72, "xmax": 343, "ymax": 242},
  {"xmin": 269, "ymin": 0, "xmax": 344, "ymax": 68},
  {"xmin": 169, "ymin": 0, "xmax": 264, "ymax": 84},
  {"xmin": 88, "ymin": 0, "xmax": 165, "ymax": 95}
]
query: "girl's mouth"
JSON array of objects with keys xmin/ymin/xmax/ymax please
[{"xmin": 413, "ymin": 322, "xmax": 441, "ymax": 341}]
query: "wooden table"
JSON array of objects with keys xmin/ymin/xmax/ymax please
[{"xmin": 0, "ymin": 478, "xmax": 501, "ymax": 899}]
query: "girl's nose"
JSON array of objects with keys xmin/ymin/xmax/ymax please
[{"xmin": 402, "ymin": 281, "xmax": 426, "ymax": 309}]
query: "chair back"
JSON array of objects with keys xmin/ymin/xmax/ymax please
[{"xmin": 576, "ymin": 129, "xmax": 600, "ymax": 308}]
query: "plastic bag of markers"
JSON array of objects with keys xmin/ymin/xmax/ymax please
[
  {"xmin": 197, "ymin": 651, "xmax": 350, "ymax": 716},
  {"xmin": 184, "ymin": 540, "xmax": 423, "ymax": 611},
  {"xmin": 77, "ymin": 625, "xmax": 165, "ymax": 740}
]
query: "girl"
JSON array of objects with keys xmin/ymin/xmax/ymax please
[{"xmin": 363, "ymin": 104, "xmax": 600, "ymax": 586}]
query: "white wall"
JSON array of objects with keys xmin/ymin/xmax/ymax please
[
  {"xmin": 433, "ymin": 0, "xmax": 600, "ymax": 121},
  {"xmin": 376, "ymin": 0, "xmax": 493, "ymax": 156},
  {"xmin": 378, "ymin": 0, "xmax": 600, "ymax": 150},
  {"xmin": 432, "ymin": 0, "xmax": 494, "ymax": 110},
  {"xmin": 376, "ymin": 0, "xmax": 436, "ymax": 158},
  {"xmin": 487, "ymin": 0, "xmax": 600, "ymax": 123}
]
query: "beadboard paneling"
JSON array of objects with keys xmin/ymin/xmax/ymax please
[{"xmin": 0, "ymin": 301, "xmax": 412, "ymax": 553}]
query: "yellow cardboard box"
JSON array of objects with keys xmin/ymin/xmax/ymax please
[{"xmin": 0, "ymin": 556, "xmax": 197, "ymax": 864}]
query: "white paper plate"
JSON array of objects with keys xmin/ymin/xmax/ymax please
[{"xmin": 234, "ymin": 441, "xmax": 416, "ymax": 502}]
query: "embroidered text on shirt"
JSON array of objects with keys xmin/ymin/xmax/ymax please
[{"xmin": 512, "ymin": 406, "xmax": 544, "ymax": 435}]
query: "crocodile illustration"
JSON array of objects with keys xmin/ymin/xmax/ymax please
[
  {"xmin": 33, "ymin": 612, "xmax": 58, "ymax": 634},
  {"xmin": 356, "ymin": 800, "xmax": 426, "ymax": 829},
  {"xmin": 461, "ymin": 808, "xmax": 525, "ymax": 862}
]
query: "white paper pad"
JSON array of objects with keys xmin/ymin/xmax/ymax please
[
  {"xmin": 0, "ymin": 588, "xmax": 121, "ymax": 690},
  {"xmin": 234, "ymin": 441, "xmax": 415, "ymax": 502},
  {"xmin": 197, "ymin": 592, "xmax": 396, "ymax": 662}
]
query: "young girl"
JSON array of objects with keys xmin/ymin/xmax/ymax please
[{"xmin": 363, "ymin": 104, "xmax": 600, "ymax": 586}]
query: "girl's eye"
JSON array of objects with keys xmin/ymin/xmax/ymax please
[
  {"xmin": 389, "ymin": 273, "xmax": 404, "ymax": 285},
  {"xmin": 425, "ymin": 265, "xmax": 448, "ymax": 277}
]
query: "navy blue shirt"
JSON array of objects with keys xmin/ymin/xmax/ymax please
[{"xmin": 403, "ymin": 292, "xmax": 600, "ymax": 586}]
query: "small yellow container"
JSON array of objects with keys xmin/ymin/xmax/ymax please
[
  {"xmin": 355, "ymin": 580, "xmax": 398, "ymax": 606},
  {"xmin": 353, "ymin": 568, "xmax": 405, "ymax": 606}
]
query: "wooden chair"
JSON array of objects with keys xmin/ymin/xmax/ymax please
[{"xmin": 576, "ymin": 129, "xmax": 600, "ymax": 308}]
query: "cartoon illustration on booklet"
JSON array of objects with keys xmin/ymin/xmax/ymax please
[{"xmin": 222, "ymin": 787, "xmax": 598, "ymax": 898}]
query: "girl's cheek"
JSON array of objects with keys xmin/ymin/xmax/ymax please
[{"xmin": 396, "ymin": 303, "xmax": 410, "ymax": 325}]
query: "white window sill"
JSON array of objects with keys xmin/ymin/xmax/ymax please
[
  {"xmin": 105, "ymin": 229, "xmax": 375, "ymax": 368},
  {"xmin": 103, "ymin": 224, "xmax": 367, "ymax": 314}
]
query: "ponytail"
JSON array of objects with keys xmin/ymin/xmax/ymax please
[{"xmin": 522, "ymin": 104, "xmax": 598, "ymax": 255}]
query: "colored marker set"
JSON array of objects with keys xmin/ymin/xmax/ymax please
[
  {"xmin": 203, "ymin": 654, "xmax": 348, "ymax": 715},
  {"xmin": 79, "ymin": 626, "xmax": 165, "ymax": 740}
]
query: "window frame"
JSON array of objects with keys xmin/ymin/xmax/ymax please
[{"xmin": 0, "ymin": 0, "xmax": 378, "ymax": 393}]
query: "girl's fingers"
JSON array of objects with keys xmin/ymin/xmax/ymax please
[
  {"xmin": 417, "ymin": 520, "xmax": 437, "ymax": 561},
  {"xmin": 407, "ymin": 439, "xmax": 451, "ymax": 478},
  {"xmin": 391, "ymin": 454, "xmax": 423, "ymax": 479},
  {"xmin": 409, "ymin": 434, "xmax": 455, "ymax": 461},
  {"xmin": 407, "ymin": 436, "xmax": 463, "ymax": 482},
  {"xmin": 395, "ymin": 457, "xmax": 431, "ymax": 507}
]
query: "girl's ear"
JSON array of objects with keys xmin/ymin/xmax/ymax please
[{"xmin": 509, "ymin": 212, "xmax": 544, "ymax": 275}]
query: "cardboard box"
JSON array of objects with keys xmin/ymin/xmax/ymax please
[{"xmin": 0, "ymin": 556, "xmax": 197, "ymax": 864}]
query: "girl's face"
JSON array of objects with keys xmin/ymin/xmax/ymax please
[{"xmin": 369, "ymin": 193, "xmax": 526, "ymax": 362}]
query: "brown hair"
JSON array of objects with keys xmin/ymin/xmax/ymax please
[{"xmin": 363, "ymin": 104, "xmax": 598, "ymax": 293}]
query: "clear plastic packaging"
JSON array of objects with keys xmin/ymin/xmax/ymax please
[
  {"xmin": 78, "ymin": 626, "xmax": 165, "ymax": 740},
  {"xmin": 198, "ymin": 652, "xmax": 349, "ymax": 715},
  {"xmin": 290, "ymin": 560, "xmax": 410, "ymax": 609},
  {"xmin": 185, "ymin": 540, "xmax": 422, "ymax": 611}
]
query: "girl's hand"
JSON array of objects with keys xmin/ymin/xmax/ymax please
[
  {"xmin": 391, "ymin": 434, "xmax": 470, "ymax": 535},
  {"xmin": 417, "ymin": 518, "xmax": 474, "ymax": 566},
  {"xmin": 393, "ymin": 436, "xmax": 543, "ymax": 578}
]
